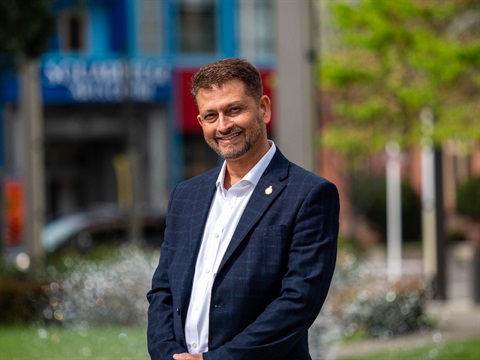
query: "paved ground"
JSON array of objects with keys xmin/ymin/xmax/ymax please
[{"xmin": 323, "ymin": 242, "xmax": 480, "ymax": 359}]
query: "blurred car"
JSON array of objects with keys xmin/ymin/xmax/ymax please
[{"xmin": 42, "ymin": 207, "xmax": 166, "ymax": 252}]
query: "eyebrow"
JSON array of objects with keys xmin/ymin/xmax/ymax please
[{"xmin": 200, "ymin": 101, "xmax": 246, "ymax": 117}]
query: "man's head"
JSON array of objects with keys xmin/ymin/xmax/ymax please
[
  {"xmin": 191, "ymin": 58, "xmax": 271, "ymax": 164},
  {"xmin": 191, "ymin": 58, "xmax": 263, "ymax": 105}
]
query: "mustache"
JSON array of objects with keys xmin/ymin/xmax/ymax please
[{"xmin": 215, "ymin": 126, "xmax": 244, "ymax": 138}]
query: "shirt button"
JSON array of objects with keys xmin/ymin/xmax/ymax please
[
  {"xmin": 214, "ymin": 233, "xmax": 219, "ymax": 238},
  {"xmin": 192, "ymin": 343, "xmax": 197, "ymax": 349},
  {"xmin": 205, "ymin": 269, "xmax": 210, "ymax": 274}
]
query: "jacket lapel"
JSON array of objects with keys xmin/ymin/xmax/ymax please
[
  {"xmin": 188, "ymin": 175, "xmax": 217, "ymax": 252},
  {"xmin": 217, "ymin": 150, "xmax": 290, "ymax": 274},
  {"xmin": 180, "ymin": 170, "xmax": 218, "ymax": 312}
]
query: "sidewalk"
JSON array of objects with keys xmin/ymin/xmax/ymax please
[{"xmin": 330, "ymin": 242, "xmax": 480, "ymax": 358}]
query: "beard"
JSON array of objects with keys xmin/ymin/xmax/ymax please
[{"xmin": 205, "ymin": 114, "xmax": 266, "ymax": 160}]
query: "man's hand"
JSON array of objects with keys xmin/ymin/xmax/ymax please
[{"xmin": 173, "ymin": 353, "xmax": 203, "ymax": 360}]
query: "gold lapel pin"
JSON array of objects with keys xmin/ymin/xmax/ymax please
[{"xmin": 265, "ymin": 185, "xmax": 273, "ymax": 195}]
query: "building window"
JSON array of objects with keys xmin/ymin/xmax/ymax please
[
  {"xmin": 58, "ymin": 10, "xmax": 86, "ymax": 52},
  {"xmin": 239, "ymin": 0, "xmax": 274, "ymax": 58},
  {"xmin": 138, "ymin": 0, "xmax": 163, "ymax": 54},
  {"xmin": 175, "ymin": 0, "xmax": 216, "ymax": 54}
]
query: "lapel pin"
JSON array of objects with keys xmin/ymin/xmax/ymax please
[{"xmin": 265, "ymin": 185, "xmax": 273, "ymax": 195}]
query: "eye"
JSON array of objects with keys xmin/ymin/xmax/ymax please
[
  {"xmin": 202, "ymin": 113, "xmax": 217, "ymax": 123},
  {"xmin": 227, "ymin": 106, "xmax": 242, "ymax": 116}
]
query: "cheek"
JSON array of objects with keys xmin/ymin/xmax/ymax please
[{"xmin": 201, "ymin": 124, "xmax": 216, "ymax": 139}]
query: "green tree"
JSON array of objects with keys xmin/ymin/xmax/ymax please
[
  {"xmin": 0, "ymin": 0, "xmax": 54, "ymax": 261},
  {"xmin": 0, "ymin": 0, "xmax": 54, "ymax": 64},
  {"xmin": 319, "ymin": 0, "xmax": 480, "ymax": 157}
]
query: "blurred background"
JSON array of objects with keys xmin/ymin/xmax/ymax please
[{"xmin": 0, "ymin": 0, "xmax": 479, "ymax": 359}]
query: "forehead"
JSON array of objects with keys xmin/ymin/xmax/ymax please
[{"xmin": 196, "ymin": 79, "xmax": 250, "ymax": 106}]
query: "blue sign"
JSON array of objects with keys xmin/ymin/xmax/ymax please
[{"xmin": 41, "ymin": 56, "xmax": 171, "ymax": 104}]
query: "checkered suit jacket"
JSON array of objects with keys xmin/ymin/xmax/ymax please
[{"xmin": 147, "ymin": 149, "xmax": 339, "ymax": 360}]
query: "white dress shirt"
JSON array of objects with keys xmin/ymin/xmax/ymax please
[{"xmin": 185, "ymin": 141, "xmax": 276, "ymax": 353}]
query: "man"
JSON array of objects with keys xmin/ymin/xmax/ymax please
[{"xmin": 147, "ymin": 58, "xmax": 339, "ymax": 360}]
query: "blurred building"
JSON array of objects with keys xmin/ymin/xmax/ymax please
[{"xmin": 0, "ymin": 0, "xmax": 276, "ymax": 230}]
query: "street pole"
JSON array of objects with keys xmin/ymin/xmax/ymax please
[
  {"xmin": 275, "ymin": 0, "xmax": 316, "ymax": 172},
  {"xmin": 0, "ymin": 98, "xmax": 4, "ymax": 255},
  {"xmin": 21, "ymin": 58, "xmax": 45, "ymax": 263},
  {"xmin": 421, "ymin": 133, "xmax": 437, "ymax": 285},
  {"xmin": 434, "ymin": 147, "xmax": 447, "ymax": 300},
  {"xmin": 420, "ymin": 107, "xmax": 447, "ymax": 300},
  {"xmin": 123, "ymin": 59, "xmax": 141, "ymax": 245},
  {"xmin": 386, "ymin": 141, "xmax": 402, "ymax": 280}
]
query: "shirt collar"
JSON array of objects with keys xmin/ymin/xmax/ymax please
[{"xmin": 216, "ymin": 140, "xmax": 276, "ymax": 191}]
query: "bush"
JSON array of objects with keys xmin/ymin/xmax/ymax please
[
  {"xmin": 340, "ymin": 278, "xmax": 430, "ymax": 338},
  {"xmin": 321, "ymin": 251, "xmax": 432, "ymax": 341},
  {"xmin": 41, "ymin": 245, "xmax": 159, "ymax": 326},
  {"xmin": 351, "ymin": 176, "xmax": 422, "ymax": 241},
  {"xmin": 457, "ymin": 176, "xmax": 480, "ymax": 219},
  {"xmin": 0, "ymin": 278, "xmax": 49, "ymax": 324},
  {"xmin": 0, "ymin": 245, "xmax": 159, "ymax": 326}
]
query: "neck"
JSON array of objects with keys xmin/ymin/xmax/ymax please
[{"xmin": 223, "ymin": 140, "xmax": 270, "ymax": 189}]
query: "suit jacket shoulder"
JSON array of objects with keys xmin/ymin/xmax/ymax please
[
  {"xmin": 262, "ymin": 148, "xmax": 336, "ymax": 192},
  {"xmin": 173, "ymin": 166, "xmax": 220, "ymax": 193}
]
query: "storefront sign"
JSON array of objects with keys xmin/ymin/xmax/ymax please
[
  {"xmin": 41, "ymin": 56, "xmax": 171, "ymax": 103},
  {"xmin": 4, "ymin": 177, "xmax": 24, "ymax": 247}
]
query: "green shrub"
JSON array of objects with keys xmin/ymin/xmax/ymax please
[
  {"xmin": 447, "ymin": 229, "xmax": 466, "ymax": 242},
  {"xmin": 320, "ymin": 250, "xmax": 432, "ymax": 341},
  {"xmin": 40, "ymin": 245, "xmax": 159, "ymax": 326},
  {"xmin": 0, "ymin": 279, "xmax": 48, "ymax": 324},
  {"xmin": 351, "ymin": 176, "xmax": 422, "ymax": 241},
  {"xmin": 327, "ymin": 274, "xmax": 431, "ymax": 339},
  {"xmin": 0, "ymin": 245, "xmax": 159, "ymax": 326},
  {"xmin": 456, "ymin": 176, "xmax": 480, "ymax": 219}
]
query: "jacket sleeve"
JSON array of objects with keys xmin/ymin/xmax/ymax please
[
  {"xmin": 204, "ymin": 180, "xmax": 340, "ymax": 360},
  {"xmin": 147, "ymin": 186, "xmax": 188, "ymax": 360}
]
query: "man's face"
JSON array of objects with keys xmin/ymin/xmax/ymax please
[{"xmin": 196, "ymin": 79, "xmax": 271, "ymax": 161}]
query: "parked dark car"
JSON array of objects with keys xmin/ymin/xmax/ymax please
[
  {"xmin": 42, "ymin": 207, "xmax": 166, "ymax": 252},
  {"xmin": 4, "ymin": 206, "xmax": 166, "ymax": 270}
]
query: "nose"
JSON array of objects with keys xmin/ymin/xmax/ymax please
[{"xmin": 217, "ymin": 113, "xmax": 233, "ymax": 133}]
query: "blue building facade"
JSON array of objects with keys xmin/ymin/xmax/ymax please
[{"xmin": 0, "ymin": 0, "xmax": 275, "ymax": 225}]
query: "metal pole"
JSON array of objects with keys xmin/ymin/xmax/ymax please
[
  {"xmin": 434, "ymin": 147, "xmax": 447, "ymax": 300},
  {"xmin": 275, "ymin": 0, "xmax": 316, "ymax": 172},
  {"xmin": 421, "ymin": 107, "xmax": 437, "ymax": 291},
  {"xmin": 421, "ymin": 137, "xmax": 437, "ymax": 282},
  {"xmin": 420, "ymin": 107, "xmax": 447, "ymax": 300},
  {"xmin": 123, "ymin": 59, "xmax": 141, "ymax": 244},
  {"xmin": 0, "ymin": 98, "xmax": 4, "ymax": 254},
  {"xmin": 386, "ymin": 142, "xmax": 402, "ymax": 280},
  {"xmin": 21, "ymin": 58, "xmax": 45, "ymax": 262}
]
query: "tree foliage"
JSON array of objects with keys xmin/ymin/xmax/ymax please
[
  {"xmin": 456, "ymin": 176, "xmax": 480, "ymax": 218},
  {"xmin": 0, "ymin": 0, "xmax": 55, "ymax": 64},
  {"xmin": 319, "ymin": 0, "xmax": 480, "ymax": 156}
]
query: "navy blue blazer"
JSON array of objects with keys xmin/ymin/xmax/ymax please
[{"xmin": 147, "ymin": 149, "xmax": 339, "ymax": 360}]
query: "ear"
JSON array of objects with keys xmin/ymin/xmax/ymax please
[
  {"xmin": 259, "ymin": 95, "xmax": 271, "ymax": 125},
  {"xmin": 197, "ymin": 114, "xmax": 203, "ymax": 127}
]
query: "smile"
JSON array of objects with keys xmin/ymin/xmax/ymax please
[{"xmin": 216, "ymin": 132, "xmax": 242, "ymax": 141}]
